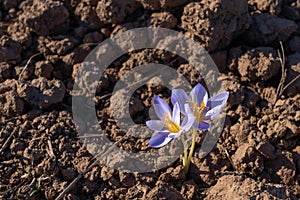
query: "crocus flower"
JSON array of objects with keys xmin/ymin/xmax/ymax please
[
  {"xmin": 171, "ymin": 83, "xmax": 229, "ymax": 130},
  {"xmin": 146, "ymin": 95, "xmax": 195, "ymax": 148}
]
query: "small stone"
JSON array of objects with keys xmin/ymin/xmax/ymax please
[
  {"xmin": 83, "ymin": 31, "xmax": 103, "ymax": 43},
  {"xmin": 256, "ymin": 141, "xmax": 276, "ymax": 159},
  {"xmin": 35, "ymin": 60, "xmax": 53, "ymax": 79}
]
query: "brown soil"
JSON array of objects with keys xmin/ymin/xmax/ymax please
[{"xmin": 0, "ymin": 0, "xmax": 299, "ymax": 199}]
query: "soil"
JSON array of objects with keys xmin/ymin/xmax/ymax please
[{"xmin": 0, "ymin": 0, "xmax": 299, "ymax": 199}]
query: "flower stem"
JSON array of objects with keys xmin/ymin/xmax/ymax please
[
  {"xmin": 187, "ymin": 128, "xmax": 197, "ymax": 168},
  {"xmin": 181, "ymin": 136, "xmax": 189, "ymax": 173},
  {"xmin": 181, "ymin": 128, "xmax": 197, "ymax": 174}
]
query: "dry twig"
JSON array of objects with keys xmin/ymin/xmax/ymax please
[
  {"xmin": 276, "ymin": 41, "xmax": 287, "ymax": 101},
  {"xmin": 0, "ymin": 126, "xmax": 19, "ymax": 155},
  {"xmin": 220, "ymin": 145, "xmax": 236, "ymax": 171},
  {"xmin": 275, "ymin": 41, "xmax": 300, "ymax": 101},
  {"xmin": 46, "ymin": 139, "xmax": 56, "ymax": 159},
  {"xmin": 18, "ymin": 53, "xmax": 42, "ymax": 81}
]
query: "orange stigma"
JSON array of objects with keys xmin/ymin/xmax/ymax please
[
  {"xmin": 187, "ymin": 95, "xmax": 209, "ymax": 122},
  {"xmin": 163, "ymin": 113, "xmax": 181, "ymax": 133}
]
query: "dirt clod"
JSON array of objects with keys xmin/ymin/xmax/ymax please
[
  {"xmin": 25, "ymin": 0, "xmax": 69, "ymax": 36},
  {"xmin": 1, "ymin": 0, "xmax": 299, "ymax": 199},
  {"xmin": 244, "ymin": 13, "xmax": 297, "ymax": 46},
  {"xmin": 150, "ymin": 12, "xmax": 178, "ymax": 29},
  {"xmin": 181, "ymin": 0, "xmax": 251, "ymax": 51},
  {"xmin": 0, "ymin": 36, "xmax": 22, "ymax": 63},
  {"xmin": 237, "ymin": 47, "xmax": 280, "ymax": 81},
  {"xmin": 205, "ymin": 175, "xmax": 297, "ymax": 200},
  {"xmin": 96, "ymin": 0, "xmax": 140, "ymax": 24},
  {"xmin": 17, "ymin": 77, "xmax": 66, "ymax": 109}
]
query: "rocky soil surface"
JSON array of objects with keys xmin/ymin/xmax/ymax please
[{"xmin": 0, "ymin": 0, "xmax": 299, "ymax": 199}]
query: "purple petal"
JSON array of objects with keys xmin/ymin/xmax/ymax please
[
  {"xmin": 190, "ymin": 83, "xmax": 208, "ymax": 106},
  {"xmin": 146, "ymin": 120, "xmax": 164, "ymax": 131},
  {"xmin": 183, "ymin": 102, "xmax": 193, "ymax": 116},
  {"xmin": 181, "ymin": 104, "xmax": 196, "ymax": 131},
  {"xmin": 194, "ymin": 121, "xmax": 210, "ymax": 130},
  {"xmin": 153, "ymin": 95, "xmax": 171, "ymax": 119},
  {"xmin": 181, "ymin": 115, "xmax": 188, "ymax": 128},
  {"xmin": 149, "ymin": 131, "xmax": 173, "ymax": 148},
  {"xmin": 207, "ymin": 92, "xmax": 229, "ymax": 108},
  {"xmin": 168, "ymin": 130, "xmax": 183, "ymax": 139},
  {"xmin": 172, "ymin": 103, "xmax": 181, "ymax": 125},
  {"xmin": 204, "ymin": 107, "xmax": 223, "ymax": 120},
  {"xmin": 205, "ymin": 92, "xmax": 229, "ymax": 120},
  {"xmin": 171, "ymin": 89, "xmax": 188, "ymax": 114}
]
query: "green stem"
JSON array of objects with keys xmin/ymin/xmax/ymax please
[
  {"xmin": 181, "ymin": 136, "xmax": 189, "ymax": 173},
  {"xmin": 188, "ymin": 129, "xmax": 197, "ymax": 160},
  {"xmin": 187, "ymin": 129, "xmax": 197, "ymax": 168},
  {"xmin": 181, "ymin": 128, "xmax": 197, "ymax": 174}
]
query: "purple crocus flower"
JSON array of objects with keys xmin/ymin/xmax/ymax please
[
  {"xmin": 171, "ymin": 83, "xmax": 229, "ymax": 130},
  {"xmin": 146, "ymin": 95, "xmax": 195, "ymax": 148}
]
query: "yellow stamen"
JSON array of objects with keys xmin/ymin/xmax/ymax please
[
  {"xmin": 187, "ymin": 94, "xmax": 209, "ymax": 122},
  {"xmin": 163, "ymin": 113, "xmax": 181, "ymax": 133}
]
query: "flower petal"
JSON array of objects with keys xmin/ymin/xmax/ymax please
[
  {"xmin": 205, "ymin": 92, "xmax": 229, "ymax": 120},
  {"xmin": 190, "ymin": 83, "xmax": 208, "ymax": 105},
  {"xmin": 168, "ymin": 130, "xmax": 183, "ymax": 139},
  {"xmin": 207, "ymin": 92, "xmax": 229, "ymax": 107},
  {"xmin": 172, "ymin": 102, "xmax": 181, "ymax": 125},
  {"xmin": 194, "ymin": 121, "xmax": 210, "ymax": 130},
  {"xmin": 171, "ymin": 89, "xmax": 188, "ymax": 114},
  {"xmin": 181, "ymin": 104, "xmax": 196, "ymax": 131},
  {"xmin": 153, "ymin": 95, "xmax": 171, "ymax": 119},
  {"xmin": 149, "ymin": 131, "xmax": 173, "ymax": 148},
  {"xmin": 204, "ymin": 107, "xmax": 223, "ymax": 120},
  {"xmin": 146, "ymin": 120, "xmax": 164, "ymax": 131}
]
